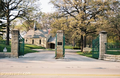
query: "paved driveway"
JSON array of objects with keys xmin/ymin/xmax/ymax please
[{"xmin": 0, "ymin": 49, "xmax": 120, "ymax": 78}]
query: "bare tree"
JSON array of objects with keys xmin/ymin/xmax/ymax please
[{"xmin": 1, "ymin": 0, "xmax": 27, "ymax": 45}]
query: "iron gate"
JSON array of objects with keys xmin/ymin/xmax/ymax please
[
  {"xmin": 55, "ymin": 34, "xmax": 57, "ymax": 57},
  {"xmin": 92, "ymin": 36, "xmax": 99, "ymax": 59},
  {"xmin": 63, "ymin": 35, "xmax": 65, "ymax": 57},
  {"xmin": 105, "ymin": 43, "xmax": 120, "ymax": 55},
  {"xmin": 18, "ymin": 33, "xmax": 24, "ymax": 56}
]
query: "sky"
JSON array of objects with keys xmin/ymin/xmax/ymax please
[{"xmin": 40, "ymin": 0, "xmax": 55, "ymax": 13}]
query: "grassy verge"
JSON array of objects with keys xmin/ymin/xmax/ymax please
[
  {"xmin": 25, "ymin": 44, "xmax": 45, "ymax": 49},
  {"xmin": 24, "ymin": 44, "xmax": 45, "ymax": 54},
  {"xmin": 65, "ymin": 45, "xmax": 73, "ymax": 49},
  {"xmin": 106, "ymin": 51, "xmax": 120, "ymax": 55},
  {"xmin": 0, "ymin": 44, "xmax": 11, "ymax": 52},
  {"xmin": 65, "ymin": 45, "xmax": 80, "ymax": 49},
  {"xmin": 0, "ymin": 43, "xmax": 45, "ymax": 54},
  {"xmin": 77, "ymin": 51, "xmax": 92, "ymax": 58}
]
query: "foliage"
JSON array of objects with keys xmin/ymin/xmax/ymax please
[
  {"xmin": 98, "ymin": 1, "xmax": 120, "ymax": 42},
  {"xmin": 50, "ymin": 0, "xmax": 111, "ymax": 51},
  {"xmin": 77, "ymin": 51, "xmax": 92, "ymax": 58}
]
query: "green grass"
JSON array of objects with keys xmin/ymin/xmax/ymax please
[
  {"xmin": 106, "ymin": 51, "xmax": 120, "ymax": 55},
  {"xmin": 0, "ymin": 44, "xmax": 11, "ymax": 52},
  {"xmin": 65, "ymin": 45, "xmax": 73, "ymax": 49},
  {"xmin": 24, "ymin": 44, "xmax": 45, "ymax": 54},
  {"xmin": 25, "ymin": 44, "xmax": 45, "ymax": 49},
  {"xmin": 0, "ymin": 42, "xmax": 45, "ymax": 54},
  {"xmin": 65, "ymin": 45, "xmax": 80, "ymax": 49},
  {"xmin": 77, "ymin": 51, "xmax": 92, "ymax": 58}
]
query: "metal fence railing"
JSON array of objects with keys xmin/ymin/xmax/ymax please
[
  {"xmin": 105, "ymin": 43, "xmax": 120, "ymax": 55},
  {"xmin": 92, "ymin": 36, "xmax": 99, "ymax": 59}
]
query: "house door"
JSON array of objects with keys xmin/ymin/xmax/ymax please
[{"xmin": 50, "ymin": 43, "xmax": 55, "ymax": 49}]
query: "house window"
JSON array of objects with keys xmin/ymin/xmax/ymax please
[
  {"xmin": 39, "ymin": 40, "xmax": 41, "ymax": 44},
  {"xmin": 32, "ymin": 40, "xmax": 34, "ymax": 44}
]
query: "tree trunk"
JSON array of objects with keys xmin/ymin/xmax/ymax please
[
  {"xmin": 73, "ymin": 38, "xmax": 75, "ymax": 47},
  {"xmin": 83, "ymin": 35, "xmax": 86, "ymax": 47},
  {"xmin": 119, "ymin": 36, "xmax": 120, "ymax": 40},
  {"xmin": 81, "ymin": 35, "xmax": 83, "ymax": 52},
  {"xmin": 6, "ymin": 4, "xmax": 10, "ymax": 45},
  {"xmin": 6, "ymin": 20, "xmax": 10, "ymax": 45}
]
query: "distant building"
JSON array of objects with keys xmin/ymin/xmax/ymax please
[{"xmin": 24, "ymin": 24, "xmax": 56, "ymax": 49}]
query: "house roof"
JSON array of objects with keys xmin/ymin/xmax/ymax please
[
  {"xmin": 48, "ymin": 36, "xmax": 56, "ymax": 44},
  {"xmin": 24, "ymin": 29, "xmax": 49, "ymax": 38}
]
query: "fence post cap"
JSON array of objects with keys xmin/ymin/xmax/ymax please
[
  {"xmin": 100, "ymin": 31, "xmax": 107, "ymax": 34},
  {"xmin": 57, "ymin": 30, "xmax": 63, "ymax": 33}
]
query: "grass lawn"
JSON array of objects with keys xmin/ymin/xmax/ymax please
[
  {"xmin": 77, "ymin": 51, "xmax": 92, "ymax": 58},
  {"xmin": 25, "ymin": 44, "xmax": 45, "ymax": 49},
  {"xmin": 65, "ymin": 45, "xmax": 80, "ymax": 49},
  {"xmin": 0, "ymin": 44, "xmax": 11, "ymax": 52},
  {"xmin": 24, "ymin": 44, "xmax": 45, "ymax": 54},
  {"xmin": 0, "ymin": 42, "xmax": 45, "ymax": 54},
  {"xmin": 106, "ymin": 51, "xmax": 120, "ymax": 55},
  {"xmin": 65, "ymin": 45, "xmax": 73, "ymax": 49}
]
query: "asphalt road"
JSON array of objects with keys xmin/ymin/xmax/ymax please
[{"xmin": 0, "ymin": 49, "xmax": 120, "ymax": 78}]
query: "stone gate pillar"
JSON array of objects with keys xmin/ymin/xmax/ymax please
[
  {"xmin": 99, "ymin": 31, "xmax": 107, "ymax": 60},
  {"xmin": 11, "ymin": 29, "xmax": 19, "ymax": 58},
  {"xmin": 55, "ymin": 30, "xmax": 64, "ymax": 59}
]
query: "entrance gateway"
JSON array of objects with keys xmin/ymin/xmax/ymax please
[
  {"xmin": 92, "ymin": 31, "xmax": 107, "ymax": 59},
  {"xmin": 55, "ymin": 30, "xmax": 65, "ymax": 59}
]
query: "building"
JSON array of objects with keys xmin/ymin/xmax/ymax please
[{"xmin": 24, "ymin": 25, "xmax": 56, "ymax": 49}]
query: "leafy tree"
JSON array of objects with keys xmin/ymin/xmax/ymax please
[
  {"xmin": 21, "ymin": 1, "xmax": 42, "ymax": 31},
  {"xmin": 14, "ymin": 19, "xmax": 42, "ymax": 32},
  {"xmin": 50, "ymin": 0, "xmax": 110, "ymax": 52},
  {"xmin": 98, "ymin": 1, "xmax": 120, "ymax": 42}
]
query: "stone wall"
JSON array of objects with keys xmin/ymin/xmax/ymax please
[
  {"xmin": 104, "ymin": 54, "xmax": 120, "ymax": 62},
  {"xmin": 0, "ymin": 52, "xmax": 11, "ymax": 58}
]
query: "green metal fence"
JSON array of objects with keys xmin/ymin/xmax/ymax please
[
  {"xmin": 55, "ymin": 34, "xmax": 57, "ymax": 57},
  {"xmin": 63, "ymin": 35, "xmax": 65, "ymax": 57},
  {"xmin": 18, "ymin": 34, "xmax": 24, "ymax": 56},
  {"xmin": 92, "ymin": 36, "xmax": 99, "ymax": 59},
  {"xmin": 105, "ymin": 43, "xmax": 120, "ymax": 55}
]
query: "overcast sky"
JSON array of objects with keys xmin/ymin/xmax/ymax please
[{"xmin": 40, "ymin": 0, "xmax": 55, "ymax": 13}]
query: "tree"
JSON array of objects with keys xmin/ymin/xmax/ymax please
[
  {"xmin": 97, "ymin": 1, "xmax": 120, "ymax": 42},
  {"xmin": 50, "ymin": 0, "xmax": 110, "ymax": 52},
  {"xmin": 0, "ymin": 0, "xmax": 6, "ymax": 38},
  {"xmin": 1, "ymin": 0, "xmax": 27, "ymax": 45},
  {"xmin": 21, "ymin": 1, "xmax": 42, "ymax": 31},
  {"xmin": 107, "ymin": 1, "xmax": 120, "ymax": 41},
  {"xmin": 14, "ymin": 19, "xmax": 42, "ymax": 32}
]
